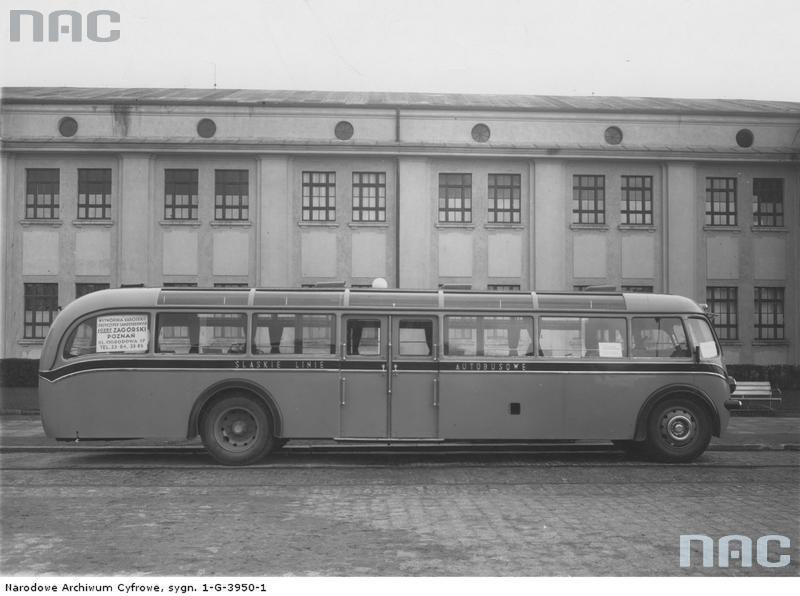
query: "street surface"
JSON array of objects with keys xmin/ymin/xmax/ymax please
[{"xmin": 1, "ymin": 447, "xmax": 798, "ymax": 576}]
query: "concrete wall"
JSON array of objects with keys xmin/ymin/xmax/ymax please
[{"xmin": 2, "ymin": 97, "xmax": 799, "ymax": 367}]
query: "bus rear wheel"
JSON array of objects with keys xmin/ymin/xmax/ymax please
[
  {"xmin": 644, "ymin": 398, "xmax": 711, "ymax": 463},
  {"xmin": 200, "ymin": 394, "xmax": 274, "ymax": 465}
]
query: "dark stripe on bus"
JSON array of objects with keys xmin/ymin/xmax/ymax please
[{"xmin": 40, "ymin": 358, "xmax": 726, "ymax": 382}]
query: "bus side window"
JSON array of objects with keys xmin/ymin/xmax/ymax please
[
  {"xmin": 347, "ymin": 319, "xmax": 381, "ymax": 356},
  {"xmin": 64, "ymin": 313, "xmax": 150, "ymax": 359},
  {"xmin": 444, "ymin": 317, "xmax": 477, "ymax": 357},
  {"xmin": 539, "ymin": 317, "xmax": 582, "ymax": 359},
  {"xmin": 584, "ymin": 317, "xmax": 627, "ymax": 358},
  {"xmin": 398, "ymin": 320, "xmax": 434, "ymax": 356},
  {"xmin": 63, "ymin": 319, "xmax": 97, "ymax": 358},
  {"xmin": 156, "ymin": 313, "xmax": 197, "ymax": 354},
  {"xmin": 631, "ymin": 317, "xmax": 689, "ymax": 358},
  {"xmin": 482, "ymin": 317, "xmax": 534, "ymax": 357}
]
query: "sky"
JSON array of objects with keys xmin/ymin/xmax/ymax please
[{"xmin": 1, "ymin": 0, "xmax": 799, "ymax": 101}]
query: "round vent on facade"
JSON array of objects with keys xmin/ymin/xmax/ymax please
[
  {"xmin": 335, "ymin": 121, "xmax": 354, "ymax": 140},
  {"xmin": 197, "ymin": 118, "xmax": 217, "ymax": 138},
  {"xmin": 471, "ymin": 123, "xmax": 491, "ymax": 143},
  {"xmin": 604, "ymin": 126, "xmax": 623, "ymax": 145},
  {"xmin": 58, "ymin": 117, "xmax": 78, "ymax": 137},
  {"xmin": 736, "ymin": 128, "xmax": 754, "ymax": 148}
]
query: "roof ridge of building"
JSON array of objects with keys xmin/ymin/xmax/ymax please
[{"xmin": 3, "ymin": 86, "xmax": 800, "ymax": 115}]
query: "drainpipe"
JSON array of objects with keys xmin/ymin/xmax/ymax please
[{"xmin": 395, "ymin": 108, "xmax": 401, "ymax": 288}]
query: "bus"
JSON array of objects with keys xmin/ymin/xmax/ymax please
[{"xmin": 38, "ymin": 287, "xmax": 741, "ymax": 465}]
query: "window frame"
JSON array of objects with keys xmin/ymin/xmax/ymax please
[
  {"xmin": 706, "ymin": 286, "xmax": 738, "ymax": 341},
  {"xmin": 214, "ymin": 169, "xmax": 249, "ymax": 221},
  {"xmin": 754, "ymin": 287, "xmax": 785, "ymax": 341},
  {"xmin": 705, "ymin": 177, "xmax": 737, "ymax": 227},
  {"xmin": 752, "ymin": 178, "xmax": 784, "ymax": 228},
  {"xmin": 302, "ymin": 171, "xmax": 337, "ymax": 222},
  {"xmin": 23, "ymin": 283, "xmax": 59, "ymax": 339},
  {"xmin": 438, "ymin": 173, "xmax": 472, "ymax": 224},
  {"xmin": 351, "ymin": 171, "xmax": 386, "ymax": 222},
  {"xmin": 164, "ymin": 169, "xmax": 199, "ymax": 221},
  {"xmin": 620, "ymin": 175, "xmax": 653, "ymax": 226},
  {"xmin": 572, "ymin": 174, "xmax": 606, "ymax": 225},
  {"xmin": 487, "ymin": 173, "xmax": 521, "ymax": 224},
  {"xmin": 25, "ymin": 168, "xmax": 60, "ymax": 220},
  {"xmin": 77, "ymin": 168, "xmax": 112, "ymax": 220}
]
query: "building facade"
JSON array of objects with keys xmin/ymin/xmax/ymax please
[{"xmin": 1, "ymin": 87, "xmax": 799, "ymax": 369}]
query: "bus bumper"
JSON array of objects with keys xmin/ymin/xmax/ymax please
[{"xmin": 724, "ymin": 398, "xmax": 743, "ymax": 411}]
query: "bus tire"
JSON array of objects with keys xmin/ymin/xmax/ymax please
[
  {"xmin": 200, "ymin": 393, "xmax": 274, "ymax": 466},
  {"xmin": 644, "ymin": 398, "xmax": 711, "ymax": 463}
]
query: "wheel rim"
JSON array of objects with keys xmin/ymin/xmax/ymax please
[
  {"xmin": 213, "ymin": 407, "xmax": 260, "ymax": 453},
  {"xmin": 659, "ymin": 407, "xmax": 697, "ymax": 447}
]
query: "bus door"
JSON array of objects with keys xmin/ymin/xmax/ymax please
[
  {"xmin": 339, "ymin": 316, "xmax": 439, "ymax": 439},
  {"xmin": 390, "ymin": 317, "xmax": 438, "ymax": 439},
  {"xmin": 340, "ymin": 316, "xmax": 389, "ymax": 437}
]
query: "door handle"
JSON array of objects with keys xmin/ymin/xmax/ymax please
[
  {"xmin": 433, "ymin": 377, "xmax": 439, "ymax": 407},
  {"xmin": 340, "ymin": 376, "xmax": 346, "ymax": 406}
]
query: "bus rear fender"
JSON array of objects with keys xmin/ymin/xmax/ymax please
[
  {"xmin": 633, "ymin": 384, "xmax": 721, "ymax": 442},
  {"xmin": 187, "ymin": 379, "xmax": 283, "ymax": 440}
]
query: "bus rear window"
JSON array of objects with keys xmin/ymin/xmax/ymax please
[
  {"xmin": 63, "ymin": 313, "xmax": 150, "ymax": 359},
  {"xmin": 156, "ymin": 313, "xmax": 246, "ymax": 355}
]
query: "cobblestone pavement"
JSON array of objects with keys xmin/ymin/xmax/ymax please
[{"xmin": 1, "ymin": 450, "xmax": 798, "ymax": 576}]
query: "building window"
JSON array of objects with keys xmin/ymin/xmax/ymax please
[
  {"xmin": 215, "ymin": 170, "xmax": 249, "ymax": 221},
  {"xmin": 163, "ymin": 282, "xmax": 198, "ymax": 288},
  {"xmin": 25, "ymin": 169, "xmax": 60, "ymax": 219},
  {"xmin": 76, "ymin": 283, "xmax": 110, "ymax": 298},
  {"xmin": 488, "ymin": 174, "xmax": 521, "ymax": 224},
  {"xmin": 705, "ymin": 177, "xmax": 737, "ymax": 226},
  {"xmin": 438, "ymin": 174, "xmax": 472, "ymax": 223},
  {"xmin": 164, "ymin": 169, "xmax": 198, "ymax": 220},
  {"xmin": 214, "ymin": 282, "xmax": 249, "ymax": 288},
  {"xmin": 754, "ymin": 287, "xmax": 784, "ymax": 340},
  {"xmin": 706, "ymin": 287, "xmax": 738, "ymax": 340},
  {"xmin": 752, "ymin": 178, "xmax": 784, "ymax": 227},
  {"xmin": 488, "ymin": 284, "xmax": 521, "ymax": 291},
  {"xmin": 620, "ymin": 175, "xmax": 653, "ymax": 225},
  {"xmin": 622, "ymin": 285, "xmax": 653, "ymax": 293},
  {"xmin": 572, "ymin": 175, "xmax": 605, "ymax": 225},
  {"xmin": 24, "ymin": 283, "xmax": 58, "ymax": 339},
  {"xmin": 352, "ymin": 172, "xmax": 386, "ymax": 222},
  {"xmin": 77, "ymin": 169, "xmax": 112, "ymax": 220},
  {"xmin": 302, "ymin": 172, "xmax": 336, "ymax": 221}
]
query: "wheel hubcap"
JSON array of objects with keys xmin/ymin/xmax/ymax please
[
  {"xmin": 660, "ymin": 408, "xmax": 696, "ymax": 446},
  {"xmin": 215, "ymin": 408, "xmax": 259, "ymax": 452}
]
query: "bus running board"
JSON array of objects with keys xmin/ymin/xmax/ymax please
[{"xmin": 333, "ymin": 437, "xmax": 446, "ymax": 442}]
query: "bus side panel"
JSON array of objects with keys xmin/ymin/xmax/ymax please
[
  {"xmin": 438, "ymin": 371, "xmax": 564, "ymax": 439},
  {"xmin": 561, "ymin": 372, "xmax": 645, "ymax": 439},
  {"xmin": 246, "ymin": 369, "xmax": 340, "ymax": 438},
  {"xmin": 39, "ymin": 370, "xmax": 203, "ymax": 439},
  {"xmin": 561, "ymin": 372, "xmax": 731, "ymax": 439},
  {"xmin": 40, "ymin": 368, "xmax": 343, "ymax": 440}
]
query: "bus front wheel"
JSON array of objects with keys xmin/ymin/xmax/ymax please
[
  {"xmin": 644, "ymin": 398, "xmax": 711, "ymax": 463},
  {"xmin": 200, "ymin": 394, "xmax": 274, "ymax": 466}
]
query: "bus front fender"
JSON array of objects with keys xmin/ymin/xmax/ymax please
[{"xmin": 633, "ymin": 384, "xmax": 721, "ymax": 442}]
